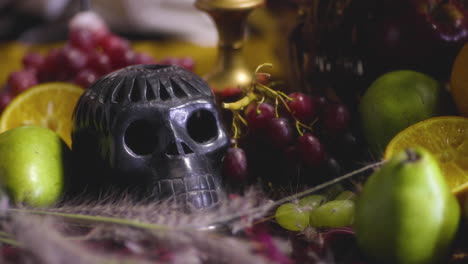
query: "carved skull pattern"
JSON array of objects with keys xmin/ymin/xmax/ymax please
[{"xmin": 71, "ymin": 65, "xmax": 229, "ymax": 209}]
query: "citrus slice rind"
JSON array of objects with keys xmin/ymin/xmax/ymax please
[
  {"xmin": 0, "ymin": 82, "xmax": 84, "ymax": 147},
  {"xmin": 384, "ymin": 116, "xmax": 468, "ymax": 197}
]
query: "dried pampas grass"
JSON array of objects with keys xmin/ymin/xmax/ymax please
[{"xmin": 0, "ymin": 187, "xmax": 281, "ymax": 264}]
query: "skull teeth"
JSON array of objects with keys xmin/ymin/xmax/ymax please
[
  {"xmin": 156, "ymin": 175, "xmax": 218, "ymax": 209},
  {"xmin": 178, "ymin": 190, "xmax": 218, "ymax": 209}
]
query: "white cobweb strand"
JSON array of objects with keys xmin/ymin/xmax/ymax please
[{"xmin": 69, "ymin": 11, "xmax": 109, "ymax": 34}]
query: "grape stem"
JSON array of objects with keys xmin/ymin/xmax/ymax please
[
  {"xmin": 295, "ymin": 119, "xmax": 315, "ymax": 136},
  {"xmin": 245, "ymin": 63, "xmax": 273, "ymax": 93},
  {"xmin": 254, "ymin": 63, "xmax": 273, "ymax": 73},
  {"xmin": 236, "ymin": 113, "xmax": 248, "ymax": 126},
  {"xmin": 296, "ymin": 121, "xmax": 304, "ymax": 136},
  {"xmin": 222, "ymin": 63, "xmax": 318, "ymax": 145},
  {"xmin": 221, "ymin": 83, "xmax": 291, "ymax": 112},
  {"xmin": 231, "ymin": 112, "xmax": 248, "ymax": 146},
  {"xmin": 256, "ymin": 96, "xmax": 266, "ymax": 114},
  {"xmin": 274, "ymin": 97, "xmax": 279, "ymax": 118},
  {"xmin": 223, "ymin": 92, "xmax": 257, "ymax": 111},
  {"xmin": 255, "ymin": 83, "xmax": 291, "ymax": 101},
  {"xmin": 232, "ymin": 122, "xmax": 239, "ymax": 146}
]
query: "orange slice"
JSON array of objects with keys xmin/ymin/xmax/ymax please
[
  {"xmin": 384, "ymin": 116, "xmax": 468, "ymax": 197},
  {"xmin": 0, "ymin": 82, "xmax": 84, "ymax": 147}
]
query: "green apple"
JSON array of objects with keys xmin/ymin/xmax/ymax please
[
  {"xmin": 359, "ymin": 70, "xmax": 447, "ymax": 156},
  {"xmin": 0, "ymin": 126, "xmax": 70, "ymax": 206}
]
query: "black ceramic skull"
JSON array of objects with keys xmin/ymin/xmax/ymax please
[{"xmin": 71, "ymin": 65, "xmax": 229, "ymax": 209}]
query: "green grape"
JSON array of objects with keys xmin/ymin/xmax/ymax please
[
  {"xmin": 298, "ymin": 194, "xmax": 327, "ymax": 211},
  {"xmin": 275, "ymin": 203, "xmax": 309, "ymax": 231},
  {"xmin": 309, "ymin": 200, "xmax": 355, "ymax": 228},
  {"xmin": 335, "ymin": 190, "xmax": 357, "ymax": 201},
  {"xmin": 322, "ymin": 184, "xmax": 345, "ymax": 199}
]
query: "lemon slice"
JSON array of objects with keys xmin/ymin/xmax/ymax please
[
  {"xmin": 384, "ymin": 116, "xmax": 468, "ymax": 197},
  {"xmin": 0, "ymin": 82, "xmax": 84, "ymax": 147}
]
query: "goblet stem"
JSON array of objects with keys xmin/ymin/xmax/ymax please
[{"xmin": 195, "ymin": 0, "xmax": 264, "ymax": 94}]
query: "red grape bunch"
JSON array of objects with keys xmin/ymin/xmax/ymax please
[
  {"xmin": 221, "ymin": 64, "xmax": 362, "ymax": 187},
  {"xmin": 0, "ymin": 11, "xmax": 195, "ymax": 112}
]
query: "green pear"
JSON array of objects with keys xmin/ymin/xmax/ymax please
[
  {"xmin": 355, "ymin": 147, "xmax": 460, "ymax": 264},
  {"xmin": 0, "ymin": 126, "xmax": 70, "ymax": 207}
]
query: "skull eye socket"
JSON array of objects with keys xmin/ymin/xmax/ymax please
[
  {"xmin": 187, "ymin": 109, "xmax": 218, "ymax": 144},
  {"xmin": 125, "ymin": 120, "xmax": 159, "ymax": 155}
]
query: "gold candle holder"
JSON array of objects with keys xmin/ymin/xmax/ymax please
[{"xmin": 195, "ymin": 0, "xmax": 264, "ymax": 94}]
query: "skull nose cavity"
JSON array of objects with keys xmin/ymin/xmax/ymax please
[
  {"xmin": 182, "ymin": 142, "xmax": 194, "ymax": 154},
  {"xmin": 166, "ymin": 141, "xmax": 194, "ymax": 156}
]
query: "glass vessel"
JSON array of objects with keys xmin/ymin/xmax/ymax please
[{"xmin": 195, "ymin": 0, "xmax": 264, "ymax": 96}]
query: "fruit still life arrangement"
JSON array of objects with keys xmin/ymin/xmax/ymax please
[{"xmin": 0, "ymin": 0, "xmax": 467, "ymax": 263}]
